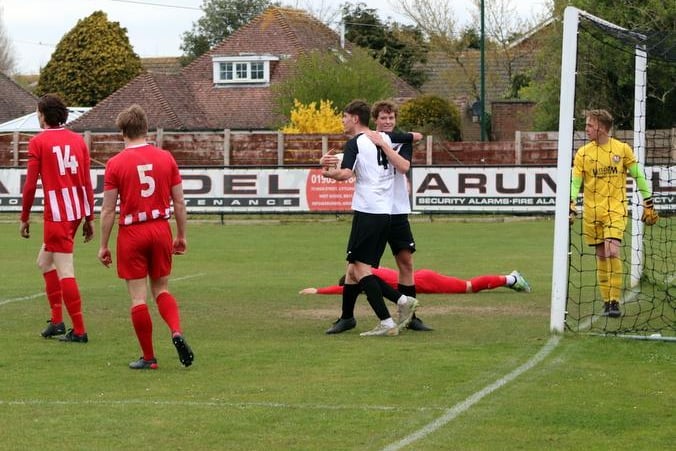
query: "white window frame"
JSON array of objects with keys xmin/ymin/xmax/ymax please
[{"xmin": 212, "ymin": 55, "xmax": 279, "ymax": 84}]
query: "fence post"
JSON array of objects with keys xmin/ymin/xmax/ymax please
[
  {"xmin": 277, "ymin": 131, "xmax": 284, "ymax": 166},
  {"xmin": 12, "ymin": 131, "xmax": 19, "ymax": 166},
  {"xmin": 426, "ymin": 135, "xmax": 433, "ymax": 165},
  {"xmin": 515, "ymin": 130, "xmax": 522, "ymax": 165},
  {"xmin": 156, "ymin": 128, "xmax": 164, "ymax": 148},
  {"xmin": 223, "ymin": 129, "xmax": 230, "ymax": 166},
  {"xmin": 321, "ymin": 135, "xmax": 328, "ymax": 155}
]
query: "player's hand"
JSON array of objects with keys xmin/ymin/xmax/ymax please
[
  {"xmin": 82, "ymin": 220, "xmax": 95, "ymax": 243},
  {"xmin": 20, "ymin": 221, "xmax": 30, "ymax": 239},
  {"xmin": 320, "ymin": 153, "xmax": 339, "ymax": 170},
  {"xmin": 98, "ymin": 247, "xmax": 112, "ymax": 267},
  {"xmin": 299, "ymin": 288, "xmax": 318, "ymax": 295},
  {"xmin": 173, "ymin": 237, "xmax": 187, "ymax": 255},
  {"xmin": 641, "ymin": 198, "xmax": 659, "ymax": 225},
  {"xmin": 364, "ymin": 130, "xmax": 386, "ymax": 147},
  {"xmin": 569, "ymin": 201, "xmax": 577, "ymax": 225}
]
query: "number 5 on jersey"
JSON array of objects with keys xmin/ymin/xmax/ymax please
[{"xmin": 137, "ymin": 164, "xmax": 155, "ymax": 197}]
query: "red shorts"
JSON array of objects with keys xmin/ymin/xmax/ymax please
[
  {"xmin": 43, "ymin": 219, "xmax": 81, "ymax": 253},
  {"xmin": 116, "ymin": 220, "xmax": 173, "ymax": 280}
]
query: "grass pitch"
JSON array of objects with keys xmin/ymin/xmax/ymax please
[{"xmin": 0, "ymin": 215, "xmax": 673, "ymax": 450}]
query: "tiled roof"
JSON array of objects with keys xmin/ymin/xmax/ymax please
[
  {"xmin": 421, "ymin": 19, "xmax": 553, "ymax": 110},
  {"xmin": 70, "ymin": 7, "xmax": 418, "ymax": 132},
  {"xmin": 0, "ymin": 72, "xmax": 38, "ymax": 124}
]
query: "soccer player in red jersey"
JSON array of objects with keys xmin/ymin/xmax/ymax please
[
  {"xmin": 299, "ymin": 267, "xmax": 531, "ymax": 295},
  {"xmin": 98, "ymin": 104, "xmax": 194, "ymax": 370},
  {"xmin": 20, "ymin": 93, "xmax": 94, "ymax": 343}
]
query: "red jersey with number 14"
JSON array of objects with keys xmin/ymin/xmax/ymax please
[
  {"xmin": 21, "ymin": 128, "xmax": 94, "ymax": 223},
  {"xmin": 103, "ymin": 143, "xmax": 181, "ymax": 226}
]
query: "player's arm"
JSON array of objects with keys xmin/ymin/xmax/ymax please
[
  {"xmin": 321, "ymin": 144, "xmax": 354, "ymax": 180},
  {"xmin": 628, "ymin": 163, "xmax": 658, "ymax": 225},
  {"xmin": 363, "ymin": 130, "xmax": 410, "ymax": 173},
  {"xmin": 171, "ymin": 183, "xmax": 188, "ymax": 254},
  {"xmin": 81, "ymin": 148, "xmax": 96, "ymax": 242},
  {"xmin": 98, "ymin": 189, "xmax": 118, "ymax": 267},
  {"xmin": 299, "ymin": 285, "xmax": 343, "ymax": 295},
  {"xmin": 19, "ymin": 154, "xmax": 40, "ymax": 238}
]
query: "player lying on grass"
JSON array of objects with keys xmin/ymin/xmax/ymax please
[{"xmin": 299, "ymin": 267, "xmax": 531, "ymax": 295}]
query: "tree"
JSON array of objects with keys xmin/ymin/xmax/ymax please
[
  {"xmin": 272, "ymin": 49, "xmax": 397, "ymax": 123},
  {"xmin": 524, "ymin": 0, "xmax": 675, "ymax": 130},
  {"xmin": 36, "ymin": 11, "xmax": 142, "ymax": 106},
  {"xmin": 180, "ymin": 0, "xmax": 274, "ymax": 65},
  {"xmin": 342, "ymin": 3, "xmax": 428, "ymax": 88},
  {"xmin": 0, "ymin": 6, "xmax": 16, "ymax": 74}
]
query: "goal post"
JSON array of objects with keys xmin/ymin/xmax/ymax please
[
  {"xmin": 550, "ymin": 7, "xmax": 674, "ymax": 338},
  {"xmin": 549, "ymin": 6, "xmax": 579, "ymax": 334}
]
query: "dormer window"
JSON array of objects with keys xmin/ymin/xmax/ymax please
[{"xmin": 212, "ymin": 55, "xmax": 279, "ymax": 85}]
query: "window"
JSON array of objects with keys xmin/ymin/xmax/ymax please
[{"xmin": 212, "ymin": 55, "xmax": 279, "ymax": 85}]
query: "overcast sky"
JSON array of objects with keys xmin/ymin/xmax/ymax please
[{"xmin": 2, "ymin": 0, "xmax": 549, "ymax": 74}]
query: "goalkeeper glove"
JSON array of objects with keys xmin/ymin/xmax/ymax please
[
  {"xmin": 641, "ymin": 198, "xmax": 659, "ymax": 225},
  {"xmin": 569, "ymin": 201, "xmax": 577, "ymax": 225}
]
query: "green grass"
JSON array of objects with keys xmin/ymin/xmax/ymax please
[{"xmin": 0, "ymin": 216, "xmax": 673, "ymax": 450}]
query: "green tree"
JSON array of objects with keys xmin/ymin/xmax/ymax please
[
  {"xmin": 524, "ymin": 0, "xmax": 675, "ymax": 130},
  {"xmin": 272, "ymin": 49, "xmax": 397, "ymax": 124},
  {"xmin": 398, "ymin": 95, "xmax": 461, "ymax": 141},
  {"xmin": 342, "ymin": 3, "xmax": 428, "ymax": 88},
  {"xmin": 180, "ymin": 0, "xmax": 273, "ymax": 65},
  {"xmin": 36, "ymin": 11, "xmax": 142, "ymax": 106}
]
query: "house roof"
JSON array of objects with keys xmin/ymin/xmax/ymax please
[
  {"xmin": 71, "ymin": 7, "xmax": 418, "ymax": 132},
  {"xmin": 0, "ymin": 72, "xmax": 38, "ymax": 124},
  {"xmin": 421, "ymin": 18, "xmax": 554, "ymax": 110}
]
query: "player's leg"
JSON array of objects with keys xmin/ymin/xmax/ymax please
[
  {"xmin": 326, "ymin": 265, "xmax": 358, "ymax": 334},
  {"xmin": 148, "ymin": 221, "xmax": 193, "ymax": 367},
  {"xmin": 389, "ymin": 215, "xmax": 429, "ymax": 331},
  {"xmin": 127, "ymin": 277, "xmax": 158, "ymax": 369},
  {"xmin": 46, "ymin": 220, "xmax": 88, "ymax": 342},
  {"xmin": 36, "ymin": 245, "xmax": 65, "ymax": 337}
]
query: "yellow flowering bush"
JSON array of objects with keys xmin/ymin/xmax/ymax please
[{"xmin": 281, "ymin": 99, "xmax": 344, "ymax": 134}]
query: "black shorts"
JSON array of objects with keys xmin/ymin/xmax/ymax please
[
  {"xmin": 346, "ymin": 211, "xmax": 390, "ymax": 268},
  {"xmin": 388, "ymin": 214, "xmax": 416, "ymax": 256}
]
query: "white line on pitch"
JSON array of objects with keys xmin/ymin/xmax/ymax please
[
  {"xmin": 383, "ymin": 334, "xmax": 562, "ymax": 451},
  {"xmin": 0, "ymin": 399, "xmax": 445, "ymax": 413},
  {"xmin": 0, "ymin": 293, "xmax": 44, "ymax": 306},
  {"xmin": 0, "ymin": 274, "xmax": 206, "ymax": 307}
]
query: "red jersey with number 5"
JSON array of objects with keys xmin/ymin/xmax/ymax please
[
  {"xmin": 103, "ymin": 144, "xmax": 181, "ymax": 225},
  {"xmin": 21, "ymin": 128, "xmax": 95, "ymax": 223}
]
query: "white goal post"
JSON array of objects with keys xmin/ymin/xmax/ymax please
[{"xmin": 550, "ymin": 7, "xmax": 648, "ymax": 334}]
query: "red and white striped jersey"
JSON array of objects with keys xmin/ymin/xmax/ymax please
[
  {"xmin": 21, "ymin": 128, "xmax": 95, "ymax": 223},
  {"xmin": 103, "ymin": 143, "xmax": 181, "ymax": 226}
]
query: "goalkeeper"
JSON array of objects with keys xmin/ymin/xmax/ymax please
[{"xmin": 569, "ymin": 109, "xmax": 658, "ymax": 319}]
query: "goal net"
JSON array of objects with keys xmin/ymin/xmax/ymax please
[{"xmin": 550, "ymin": 7, "xmax": 675, "ymax": 339}]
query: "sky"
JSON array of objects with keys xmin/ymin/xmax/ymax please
[{"xmin": 1, "ymin": 0, "xmax": 549, "ymax": 75}]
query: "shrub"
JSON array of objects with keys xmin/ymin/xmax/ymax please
[
  {"xmin": 398, "ymin": 95, "xmax": 461, "ymax": 141},
  {"xmin": 281, "ymin": 99, "xmax": 343, "ymax": 134}
]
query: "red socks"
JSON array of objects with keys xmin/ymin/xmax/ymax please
[
  {"xmin": 131, "ymin": 304, "xmax": 154, "ymax": 360},
  {"xmin": 156, "ymin": 292, "xmax": 182, "ymax": 335},
  {"xmin": 60, "ymin": 277, "xmax": 86, "ymax": 335},
  {"xmin": 470, "ymin": 275, "xmax": 507, "ymax": 292},
  {"xmin": 43, "ymin": 270, "xmax": 63, "ymax": 324}
]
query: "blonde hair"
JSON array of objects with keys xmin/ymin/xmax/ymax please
[
  {"xmin": 584, "ymin": 109, "xmax": 613, "ymax": 132},
  {"xmin": 116, "ymin": 104, "xmax": 148, "ymax": 139}
]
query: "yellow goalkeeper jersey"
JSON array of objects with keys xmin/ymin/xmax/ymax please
[{"xmin": 572, "ymin": 137, "xmax": 637, "ymax": 218}]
